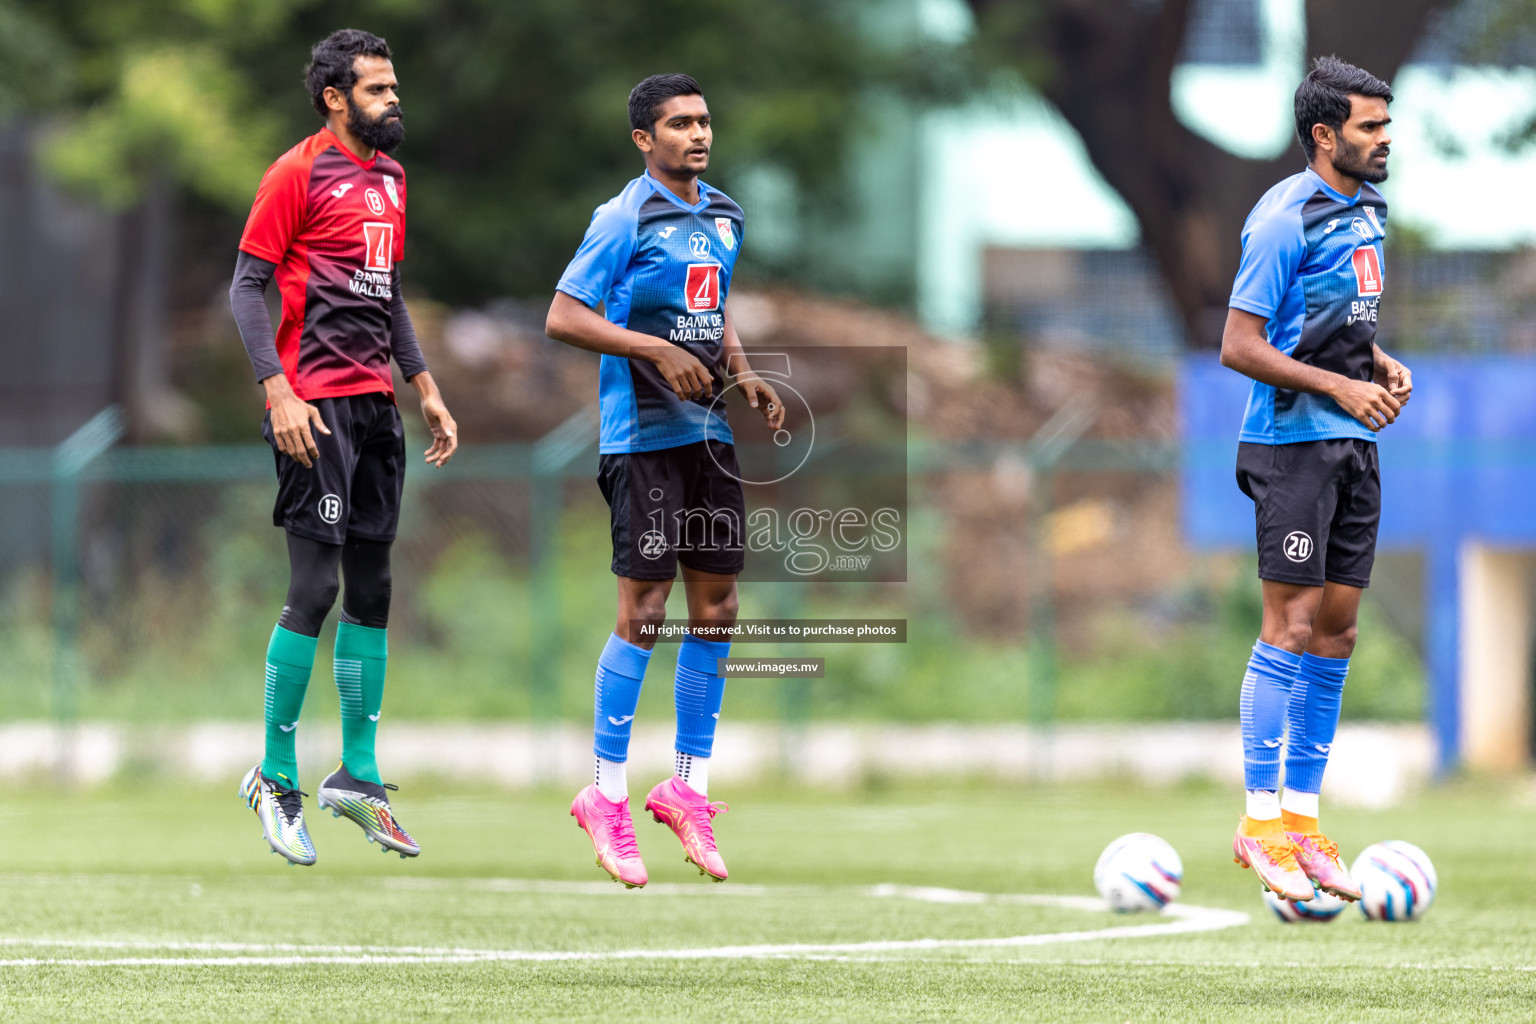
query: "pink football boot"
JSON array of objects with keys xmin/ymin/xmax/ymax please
[
  {"xmin": 1287, "ymin": 830, "xmax": 1362, "ymax": 901},
  {"xmin": 570, "ymin": 784, "xmax": 647, "ymax": 888},
  {"xmin": 645, "ymin": 776, "xmax": 729, "ymax": 881},
  {"xmin": 1233, "ymin": 820, "xmax": 1315, "ymax": 902}
]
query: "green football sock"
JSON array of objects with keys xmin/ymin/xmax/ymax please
[
  {"xmin": 262, "ymin": 625, "xmax": 317, "ymax": 789},
  {"xmin": 334, "ymin": 621, "xmax": 388, "ymax": 785}
]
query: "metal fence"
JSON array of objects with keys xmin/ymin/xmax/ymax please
[{"xmin": 0, "ymin": 406, "xmax": 1426, "ymax": 735}]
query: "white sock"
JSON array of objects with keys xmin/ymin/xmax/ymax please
[
  {"xmin": 595, "ymin": 756, "xmax": 627, "ymax": 802},
  {"xmin": 1281, "ymin": 790, "xmax": 1319, "ymax": 819},
  {"xmin": 1245, "ymin": 789, "xmax": 1280, "ymax": 821},
  {"xmin": 675, "ymin": 751, "xmax": 709, "ymax": 796}
]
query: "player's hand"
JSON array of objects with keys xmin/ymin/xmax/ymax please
[
  {"xmin": 648, "ymin": 344, "xmax": 713, "ymax": 402},
  {"xmin": 735, "ymin": 373, "xmax": 786, "ymax": 430},
  {"xmin": 420, "ymin": 393, "xmax": 458, "ymax": 467},
  {"xmin": 264, "ymin": 376, "xmax": 329, "ymax": 468},
  {"xmin": 1374, "ymin": 351, "xmax": 1413, "ymax": 406},
  {"xmin": 1332, "ymin": 377, "xmax": 1401, "ymax": 432}
]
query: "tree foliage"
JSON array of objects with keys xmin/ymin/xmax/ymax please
[
  {"xmin": 4, "ymin": 0, "xmax": 939, "ymax": 304},
  {"xmin": 964, "ymin": 0, "xmax": 1460, "ymax": 348}
]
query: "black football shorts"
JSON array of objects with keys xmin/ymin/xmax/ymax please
[
  {"xmin": 262, "ymin": 392, "xmax": 406, "ymax": 545},
  {"xmin": 1235, "ymin": 438, "xmax": 1380, "ymax": 588},
  {"xmin": 597, "ymin": 439, "xmax": 746, "ymax": 580}
]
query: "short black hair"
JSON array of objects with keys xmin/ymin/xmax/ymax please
[
  {"xmin": 306, "ymin": 29, "xmax": 393, "ymax": 118},
  {"xmin": 1294, "ymin": 55, "xmax": 1392, "ymax": 161},
  {"xmin": 628, "ymin": 73, "xmax": 703, "ymax": 133}
]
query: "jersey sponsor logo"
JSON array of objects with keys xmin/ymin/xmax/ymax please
[
  {"xmin": 657, "ymin": 226, "xmax": 677, "ymax": 239},
  {"xmin": 715, "ymin": 217, "xmax": 736, "ymax": 251},
  {"xmin": 689, "ymin": 231, "xmax": 711, "ymax": 258},
  {"xmin": 362, "ymin": 222, "xmax": 395, "ymax": 274},
  {"xmin": 1323, "ymin": 217, "xmax": 1340, "ymax": 234},
  {"xmin": 1283, "ymin": 530, "xmax": 1313, "ymax": 562},
  {"xmin": 331, "ymin": 182, "xmax": 355, "ymax": 199},
  {"xmin": 685, "ymin": 263, "xmax": 720, "ymax": 312},
  {"xmin": 1351, "ymin": 247, "xmax": 1383, "ymax": 297},
  {"xmin": 670, "ymin": 312, "xmax": 724, "ymax": 344},
  {"xmin": 318, "ymin": 494, "xmax": 344, "ymax": 525},
  {"xmin": 382, "ymin": 175, "xmax": 400, "ymax": 210}
]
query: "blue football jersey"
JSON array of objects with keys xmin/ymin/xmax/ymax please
[
  {"xmin": 1228, "ymin": 167, "xmax": 1386, "ymax": 444},
  {"xmin": 556, "ymin": 170, "xmax": 745, "ymax": 454}
]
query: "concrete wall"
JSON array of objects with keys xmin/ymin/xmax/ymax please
[{"xmin": 1460, "ymin": 545, "xmax": 1534, "ymax": 772}]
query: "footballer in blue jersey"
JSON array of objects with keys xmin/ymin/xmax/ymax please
[
  {"xmin": 546, "ymin": 74, "xmax": 785, "ymax": 887},
  {"xmin": 1219, "ymin": 57, "xmax": 1414, "ymax": 901}
]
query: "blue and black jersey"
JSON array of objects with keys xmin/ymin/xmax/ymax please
[
  {"xmin": 557, "ymin": 170, "xmax": 745, "ymax": 454},
  {"xmin": 1229, "ymin": 167, "xmax": 1386, "ymax": 444}
]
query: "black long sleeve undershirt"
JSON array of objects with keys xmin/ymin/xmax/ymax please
[
  {"xmin": 229, "ymin": 251, "xmax": 283, "ymax": 383},
  {"xmin": 387, "ymin": 266, "xmax": 429, "ymax": 380},
  {"xmin": 228, "ymin": 251, "xmax": 430, "ymax": 384}
]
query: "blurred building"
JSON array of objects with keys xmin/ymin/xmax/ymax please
[
  {"xmin": 0, "ymin": 124, "xmax": 184, "ymax": 447},
  {"xmin": 820, "ymin": 0, "xmax": 1536, "ymax": 338}
]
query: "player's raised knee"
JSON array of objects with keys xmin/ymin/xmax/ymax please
[
  {"xmin": 1265, "ymin": 620, "xmax": 1313, "ymax": 655},
  {"xmin": 1310, "ymin": 624, "xmax": 1358, "ymax": 659}
]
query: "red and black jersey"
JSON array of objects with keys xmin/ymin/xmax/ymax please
[{"xmin": 239, "ymin": 128, "xmax": 408, "ymax": 401}]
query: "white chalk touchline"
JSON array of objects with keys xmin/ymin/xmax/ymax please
[{"xmin": 0, "ymin": 884, "xmax": 1249, "ymax": 967}]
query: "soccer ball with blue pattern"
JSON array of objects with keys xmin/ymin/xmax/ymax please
[
  {"xmin": 1264, "ymin": 887, "xmax": 1347, "ymax": 922},
  {"xmin": 1351, "ymin": 840, "xmax": 1437, "ymax": 921},
  {"xmin": 1093, "ymin": 833, "xmax": 1183, "ymax": 912}
]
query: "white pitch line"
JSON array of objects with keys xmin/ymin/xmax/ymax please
[
  {"xmin": 862, "ymin": 956, "xmax": 1536, "ymax": 973},
  {"xmin": 0, "ymin": 885, "xmax": 1249, "ymax": 967}
]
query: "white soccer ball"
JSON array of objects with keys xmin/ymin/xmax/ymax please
[
  {"xmin": 1263, "ymin": 887, "xmax": 1348, "ymax": 923},
  {"xmin": 1351, "ymin": 840, "xmax": 1437, "ymax": 921},
  {"xmin": 1093, "ymin": 833, "xmax": 1183, "ymax": 912}
]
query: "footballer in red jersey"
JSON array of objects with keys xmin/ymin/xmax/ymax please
[{"xmin": 229, "ymin": 29, "xmax": 457, "ymax": 866}]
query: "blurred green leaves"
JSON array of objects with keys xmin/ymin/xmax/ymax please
[
  {"xmin": 3, "ymin": 0, "xmax": 311, "ymax": 209},
  {"xmin": 0, "ymin": 0, "xmax": 962, "ymax": 299},
  {"xmin": 42, "ymin": 45, "xmax": 281, "ymax": 210},
  {"xmin": 0, "ymin": 4, "xmax": 73, "ymax": 117}
]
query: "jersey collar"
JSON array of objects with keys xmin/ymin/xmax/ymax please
[
  {"xmin": 1304, "ymin": 166, "xmax": 1362, "ymax": 205},
  {"xmin": 643, "ymin": 169, "xmax": 713, "ymax": 213},
  {"xmin": 321, "ymin": 126, "xmax": 379, "ymax": 171}
]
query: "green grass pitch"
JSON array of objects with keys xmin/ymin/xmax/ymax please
[{"xmin": 0, "ymin": 777, "xmax": 1530, "ymax": 1022}]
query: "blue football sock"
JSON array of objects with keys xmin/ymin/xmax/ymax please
[
  {"xmin": 1240, "ymin": 640, "xmax": 1301, "ymax": 794},
  {"xmin": 592, "ymin": 633, "xmax": 652, "ymax": 763},
  {"xmin": 1284, "ymin": 652, "xmax": 1349, "ymax": 795},
  {"xmin": 674, "ymin": 632, "xmax": 729, "ymax": 758}
]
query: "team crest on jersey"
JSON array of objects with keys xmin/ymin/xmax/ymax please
[
  {"xmin": 382, "ymin": 175, "xmax": 400, "ymax": 210},
  {"xmin": 364, "ymin": 188, "xmax": 386, "ymax": 216},
  {"xmin": 1364, "ymin": 207, "xmax": 1381, "ymax": 235},
  {"xmin": 714, "ymin": 217, "xmax": 735, "ymax": 251}
]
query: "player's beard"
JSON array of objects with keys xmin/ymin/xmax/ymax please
[
  {"xmin": 348, "ymin": 99, "xmax": 405, "ymax": 153},
  {"xmin": 1333, "ymin": 134, "xmax": 1388, "ymax": 184}
]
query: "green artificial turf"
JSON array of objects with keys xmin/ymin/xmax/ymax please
[{"xmin": 0, "ymin": 779, "xmax": 1529, "ymax": 1022}]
